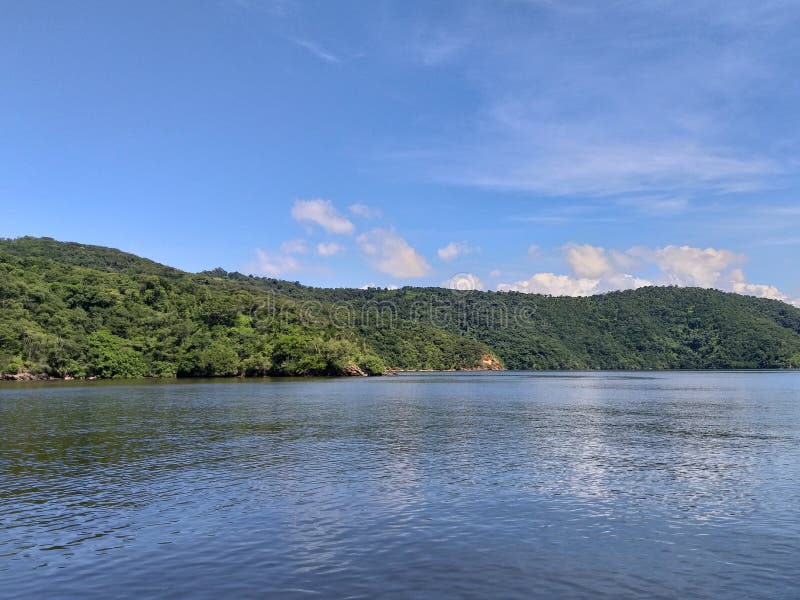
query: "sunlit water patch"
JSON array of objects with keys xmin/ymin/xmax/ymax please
[{"xmin": 1, "ymin": 372, "xmax": 799, "ymax": 598}]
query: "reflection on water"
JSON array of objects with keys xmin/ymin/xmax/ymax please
[{"xmin": 1, "ymin": 372, "xmax": 799, "ymax": 599}]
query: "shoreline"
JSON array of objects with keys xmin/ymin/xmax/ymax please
[
  {"xmin": 0, "ymin": 367, "xmax": 499, "ymax": 382},
  {"xmin": 4, "ymin": 366, "xmax": 799, "ymax": 384}
]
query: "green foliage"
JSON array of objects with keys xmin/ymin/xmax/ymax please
[
  {"xmin": 87, "ymin": 330, "xmax": 146, "ymax": 378},
  {"xmin": 0, "ymin": 237, "xmax": 401, "ymax": 379},
  {"xmin": 2, "ymin": 236, "xmax": 800, "ymax": 380},
  {"xmin": 178, "ymin": 342, "xmax": 240, "ymax": 377},
  {"xmin": 239, "ymin": 270, "xmax": 800, "ymax": 371},
  {"xmin": 0, "ymin": 354, "xmax": 24, "ymax": 375}
]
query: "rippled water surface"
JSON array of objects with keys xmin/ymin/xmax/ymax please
[{"xmin": 2, "ymin": 372, "xmax": 800, "ymax": 599}]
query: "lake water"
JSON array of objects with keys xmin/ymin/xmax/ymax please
[{"xmin": 1, "ymin": 372, "xmax": 799, "ymax": 599}]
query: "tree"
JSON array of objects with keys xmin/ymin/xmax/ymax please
[{"xmin": 87, "ymin": 330, "xmax": 146, "ymax": 378}]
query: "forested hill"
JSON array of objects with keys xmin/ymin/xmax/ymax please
[
  {"xmin": 0, "ymin": 237, "xmax": 489, "ymax": 378},
  {"xmin": 1, "ymin": 236, "xmax": 800, "ymax": 379},
  {"xmin": 225, "ymin": 272, "xmax": 800, "ymax": 370}
]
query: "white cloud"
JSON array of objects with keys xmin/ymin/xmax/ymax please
[
  {"xmin": 733, "ymin": 281, "xmax": 794, "ymax": 303},
  {"xmin": 729, "ymin": 269, "xmax": 800, "ymax": 306},
  {"xmin": 654, "ymin": 245, "xmax": 744, "ymax": 288},
  {"xmin": 498, "ymin": 273, "xmax": 601, "ymax": 296},
  {"xmin": 497, "ymin": 270, "xmax": 650, "ymax": 297},
  {"xmin": 291, "ymin": 199, "xmax": 355, "ymax": 235},
  {"xmin": 316, "ymin": 242, "xmax": 343, "ymax": 256},
  {"xmin": 604, "ymin": 272, "xmax": 652, "ymax": 291},
  {"xmin": 246, "ymin": 249, "xmax": 300, "ymax": 277},
  {"xmin": 497, "ymin": 243, "xmax": 797, "ymax": 306},
  {"xmin": 437, "ymin": 241, "xmax": 477, "ymax": 262},
  {"xmin": 443, "ymin": 273, "xmax": 484, "ymax": 291},
  {"xmin": 290, "ymin": 38, "xmax": 341, "ymax": 64},
  {"xmin": 349, "ymin": 203, "xmax": 382, "ymax": 219},
  {"xmin": 527, "ymin": 244, "xmax": 540, "ymax": 257},
  {"xmin": 451, "ymin": 140, "xmax": 778, "ymax": 197},
  {"xmin": 357, "ymin": 228, "xmax": 431, "ymax": 278},
  {"xmin": 564, "ymin": 243, "xmax": 613, "ymax": 278},
  {"xmin": 382, "ymin": 3, "xmax": 792, "ymax": 199},
  {"xmin": 489, "ymin": 269, "xmax": 502, "ymax": 278},
  {"xmin": 617, "ymin": 195, "xmax": 691, "ymax": 215},
  {"xmin": 280, "ymin": 239, "xmax": 308, "ymax": 254},
  {"xmin": 608, "ymin": 249, "xmax": 640, "ymax": 272},
  {"xmin": 360, "ymin": 283, "xmax": 400, "ymax": 290}
]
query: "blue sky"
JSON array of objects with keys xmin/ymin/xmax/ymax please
[{"xmin": 2, "ymin": 1, "xmax": 799, "ymax": 303}]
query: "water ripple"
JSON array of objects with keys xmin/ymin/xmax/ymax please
[{"xmin": 1, "ymin": 372, "xmax": 799, "ymax": 598}]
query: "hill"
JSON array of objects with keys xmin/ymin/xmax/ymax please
[
  {"xmin": 1, "ymin": 236, "xmax": 799, "ymax": 379},
  {"xmin": 0, "ymin": 237, "xmax": 489, "ymax": 378}
]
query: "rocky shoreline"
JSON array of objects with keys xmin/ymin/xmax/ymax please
[
  {"xmin": 0, "ymin": 356, "xmax": 504, "ymax": 383},
  {"xmin": 1, "ymin": 372, "xmax": 76, "ymax": 382},
  {"xmin": 383, "ymin": 354, "xmax": 505, "ymax": 373}
]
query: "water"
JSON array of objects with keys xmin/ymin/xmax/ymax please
[{"xmin": 1, "ymin": 372, "xmax": 799, "ymax": 599}]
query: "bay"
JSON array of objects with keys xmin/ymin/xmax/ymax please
[{"xmin": 1, "ymin": 372, "xmax": 799, "ymax": 599}]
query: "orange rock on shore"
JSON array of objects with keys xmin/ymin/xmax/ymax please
[{"xmin": 473, "ymin": 353, "xmax": 504, "ymax": 371}]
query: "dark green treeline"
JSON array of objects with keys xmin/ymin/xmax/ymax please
[{"xmin": 1, "ymin": 237, "xmax": 799, "ymax": 379}]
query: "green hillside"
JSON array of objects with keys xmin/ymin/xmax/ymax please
[
  {"xmin": 232, "ymin": 276, "xmax": 800, "ymax": 370},
  {"xmin": 0, "ymin": 237, "xmax": 489, "ymax": 378},
  {"xmin": 1, "ymin": 236, "xmax": 799, "ymax": 379}
]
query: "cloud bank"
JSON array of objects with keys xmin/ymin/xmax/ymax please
[
  {"xmin": 249, "ymin": 201, "xmax": 797, "ymax": 306},
  {"xmin": 291, "ymin": 199, "xmax": 355, "ymax": 235},
  {"xmin": 443, "ymin": 272, "xmax": 484, "ymax": 291},
  {"xmin": 247, "ymin": 249, "xmax": 300, "ymax": 277},
  {"xmin": 499, "ymin": 243, "xmax": 799, "ymax": 306},
  {"xmin": 437, "ymin": 241, "xmax": 477, "ymax": 262},
  {"xmin": 357, "ymin": 228, "xmax": 431, "ymax": 278},
  {"xmin": 316, "ymin": 242, "xmax": 343, "ymax": 256}
]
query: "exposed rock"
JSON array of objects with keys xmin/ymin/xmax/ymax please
[
  {"xmin": 341, "ymin": 364, "xmax": 368, "ymax": 377},
  {"xmin": 470, "ymin": 353, "xmax": 505, "ymax": 371},
  {"xmin": 0, "ymin": 371, "xmax": 58, "ymax": 381}
]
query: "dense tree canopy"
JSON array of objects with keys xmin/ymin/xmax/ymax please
[{"xmin": 1, "ymin": 237, "xmax": 800, "ymax": 379}]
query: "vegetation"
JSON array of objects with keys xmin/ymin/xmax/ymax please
[
  {"xmin": 2, "ymin": 237, "xmax": 800, "ymax": 379},
  {"xmin": 0, "ymin": 238, "xmax": 394, "ymax": 378}
]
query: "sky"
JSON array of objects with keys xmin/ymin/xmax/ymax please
[{"xmin": 2, "ymin": 0, "xmax": 799, "ymax": 304}]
